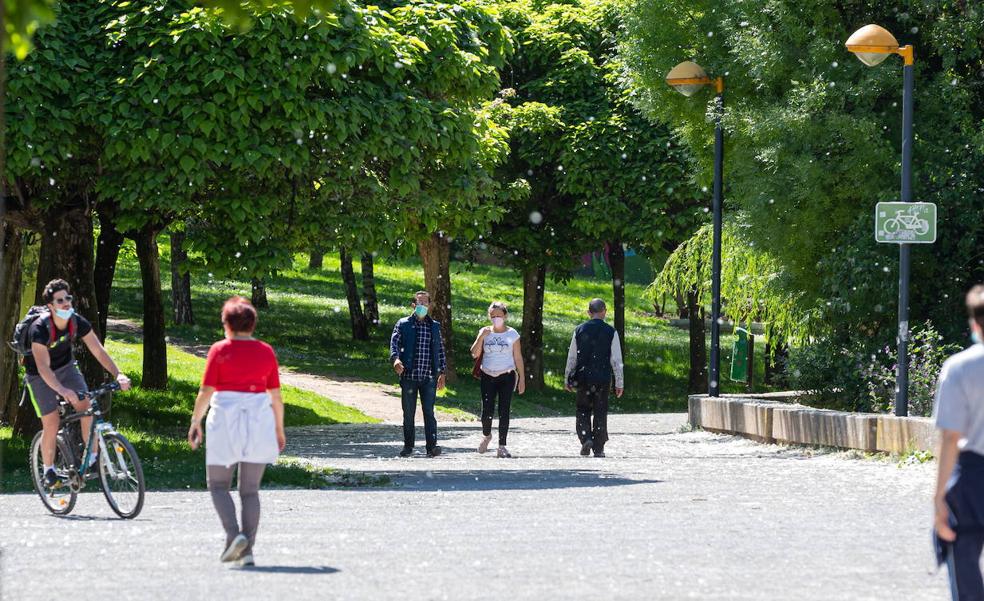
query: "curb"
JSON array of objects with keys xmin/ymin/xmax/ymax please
[{"xmin": 688, "ymin": 395, "xmax": 937, "ymax": 454}]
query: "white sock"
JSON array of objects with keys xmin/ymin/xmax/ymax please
[{"xmin": 44, "ymin": 464, "xmax": 53, "ymax": 473}]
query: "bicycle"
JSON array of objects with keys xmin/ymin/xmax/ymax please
[
  {"xmin": 883, "ymin": 210, "xmax": 930, "ymax": 236},
  {"xmin": 29, "ymin": 381, "xmax": 146, "ymax": 519}
]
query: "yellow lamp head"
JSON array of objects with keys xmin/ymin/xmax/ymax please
[
  {"xmin": 845, "ymin": 24, "xmax": 899, "ymax": 67},
  {"xmin": 666, "ymin": 61, "xmax": 712, "ymax": 97}
]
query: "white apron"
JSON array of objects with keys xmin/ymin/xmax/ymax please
[{"xmin": 205, "ymin": 391, "xmax": 279, "ymax": 467}]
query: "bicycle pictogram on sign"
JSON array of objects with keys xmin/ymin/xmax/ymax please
[{"xmin": 875, "ymin": 202, "xmax": 937, "ymax": 244}]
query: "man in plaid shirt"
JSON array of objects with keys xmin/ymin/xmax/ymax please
[{"xmin": 390, "ymin": 290, "xmax": 447, "ymax": 457}]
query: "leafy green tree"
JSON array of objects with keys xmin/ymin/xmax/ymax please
[
  {"xmin": 620, "ymin": 0, "xmax": 984, "ymax": 353},
  {"xmin": 486, "ymin": 0, "xmax": 700, "ymax": 389}
]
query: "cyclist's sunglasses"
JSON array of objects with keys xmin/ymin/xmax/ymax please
[{"xmin": 52, "ymin": 295, "xmax": 73, "ymax": 305}]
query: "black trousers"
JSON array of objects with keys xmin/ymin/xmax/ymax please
[
  {"xmin": 480, "ymin": 371, "xmax": 515, "ymax": 446},
  {"xmin": 575, "ymin": 383, "xmax": 609, "ymax": 451},
  {"xmin": 946, "ymin": 452, "xmax": 984, "ymax": 600}
]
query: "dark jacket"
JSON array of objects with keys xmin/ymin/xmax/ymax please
[
  {"xmin": 571, "ymin": 318, "xmax": 616, "ymax": 386},
  {"xmin": 390, "ymin": 315, "xmax": 445, "ymax": 377}
]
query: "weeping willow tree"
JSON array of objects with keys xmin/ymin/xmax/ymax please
[{"xmin": 650, "ymin": 222, "xmax": 810, "ymax": 392}]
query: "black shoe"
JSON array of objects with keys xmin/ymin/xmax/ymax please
[
  {"xmin": 426, "ymin": 446, "xmax": 442, "ymax": 457},
  {"xmin": 44, "ymin": 468, "xmax": 60, "ymax": 488},
  {"xmin": 593, "ymin": 450, "xmax": 606, "ymax": 458},
  {"xmin": 399, "ymin": 447, "xmax": 413, "ymax": 458},
  {"xmin": 580, "ymin": 440, "xmax": 593, "ymax": 456}
]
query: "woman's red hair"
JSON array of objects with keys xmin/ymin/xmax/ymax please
[{"xmin": 222, "ymin": 296, "xmax": 257, "ymax": 333}]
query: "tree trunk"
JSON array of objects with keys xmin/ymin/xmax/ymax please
[
  {"xmin": 93, "ymin": 209, "xmax": 124, "ymax": 341},
  {"xmin": 1, "ymin": 221, "xmax": 24, "ymax": 427},
  {"xmin": 610, "ymin": 241, "xmax": 626, "ymax": 356},
  {"xmin": 521, "ymin": 264, "xmax": 547, "ymax": 391},
  {"xmin": 764, "ymin": 338, "xmax": 774, "ymax": 386},
  {"xmin": 675, "ymin": 291, "xmax": 689, "ymax": 319},
  {"xmin": 251, "ymin": 278, "xmax": 269, "ymax": 309},
  {"xmin": 170, "ymin": 229, "xmax": 194, "ymax": 325},
  {"xmin": 339, "ymin": 247, "xmax": 370, "ymax": 341},
  {"xmin": 361, "ymin": 252, "xmax": 379, "ymax": 327},
  {"xmin": 687, "ymin": 286, "xmax": 708, "ymax": 394},
  {"xmin": 308, "ymin": 249, "xmax": 324, "ymax": 270},
  {"xmin": 134, "ymin": 226, "xmax": 168, "ymax": 390},
  {"xmin": 35, "ymin": 203, "xmax": 103, "ymax": 388},
  {"xmin": 419, "ymin": 233, "xmax": 455, "ymax": 382}
]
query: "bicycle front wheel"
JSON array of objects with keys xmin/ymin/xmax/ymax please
[
  {"xmin": 30, "ymin": 432, "xmax": 77, "ymax": 516},
  {"xmin": 98, "ymin": 433, "xmax": 145, "ymax": 519}
]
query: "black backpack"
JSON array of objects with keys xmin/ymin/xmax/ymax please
[{"xmin": 7, "ymin": 306, "xmax": 77, "ymax": 356}]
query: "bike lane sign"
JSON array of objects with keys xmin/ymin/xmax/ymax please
[{"xmin": 875, "ymin": 202, "xmax": 937, "ymax": 244}]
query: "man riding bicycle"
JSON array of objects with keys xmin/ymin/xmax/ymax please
[{"xmin": 24, "ymin": 279, "xmax": 131, "ymax": 488}]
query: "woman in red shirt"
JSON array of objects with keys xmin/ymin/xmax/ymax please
[{"xmin": 188, "ymin": 296, "xmax": 286, "ymax": 567}]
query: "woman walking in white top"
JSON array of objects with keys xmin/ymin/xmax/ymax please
[{"xmin": 470, "ymin": 302, "xmax": 525, "ymax": 457}]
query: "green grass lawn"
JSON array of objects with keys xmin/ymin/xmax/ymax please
[
  {"xmin": 106, "ymin": 244, "xmax": 770, "ymax": 417},
  {"xmin": 0, "ymin": 340, "xmax": 380, "ymax": 493}
]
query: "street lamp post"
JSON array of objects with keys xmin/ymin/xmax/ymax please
[
  {"xmin": 666, "ymin": 61, "xmax": 725, "ymax": 397},
  {"xmin": 846, "ymin": 24, "xmax": 915, "ymax": 417}
]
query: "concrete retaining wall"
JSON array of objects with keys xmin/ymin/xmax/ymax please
[{"xmin": 688, "ymin": 395, "xmax": 938, "ymax": 454}]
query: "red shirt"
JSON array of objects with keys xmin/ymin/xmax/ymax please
[{"xmin": 202, "ymin": 339, "xmax": 280, "ymax": 392}]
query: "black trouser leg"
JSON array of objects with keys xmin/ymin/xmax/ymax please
[
  {"xmin": 480, "ymin": 373, "xmax": 495, "ymax": 437},
  {"xmin": 419, "ymin": 377, "xmax": 439, "ymax": 450},
  {"xmin": 591, "ymin": 384, "xmax": 610, "ymax": 452},
  {"xmin": 496, "ymin": 373, "xmax": 515, "ymax": 446},
  {"xmin": 948, "ymin": 532, "xmax": 984, "ymax": 600},
  {"xmin": 400, "ymin": 379, "xmax": 419, "ymax": 448},
  {"xmin": 575, "ymin": 386, "xmax": 594, "ymax": 445}
]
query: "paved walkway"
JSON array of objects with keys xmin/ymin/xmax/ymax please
[{"xmin": 0, "ymin": 413, "xmax": 948, "ymax": 600}]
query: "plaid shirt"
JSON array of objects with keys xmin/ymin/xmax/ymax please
[{"xmin": 390, "ymin": 315, "xmax": 447, "ymax": 381}]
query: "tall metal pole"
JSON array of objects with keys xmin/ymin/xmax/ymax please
[
  {"xmin": 709, "ymin": 78, "xmax": 724, "ymax": 397},
  {"xmin": 895, "ymin": 49, "xmax": 914, "ymax": 417}
]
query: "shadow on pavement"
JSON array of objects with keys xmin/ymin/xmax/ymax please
[
  {"xmin": 235, "ymin": 565, "xmax": 340, "ymax": 574},
  {"xmin": 342, "ymin": 469, "xmax": 662, "ymax": 492}
]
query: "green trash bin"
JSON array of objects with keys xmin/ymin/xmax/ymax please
[{"xmin": 730, "ymin": 327, "xmax": 749, "ymax": 383}]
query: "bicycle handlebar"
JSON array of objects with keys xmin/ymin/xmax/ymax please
[{"xmin": 73, "ymin": 381, "xmax": 122, "ymax": 402}]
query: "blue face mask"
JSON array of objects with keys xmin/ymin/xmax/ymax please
[
  {"xmin": 414, "ymin": 305, "xmax": 428, "ymax": 318},
  {"xmin": 55, "ymin": 307, "xmax": 75, "ymax": 320},
  {"xmin": 973, "ymin": 331, "xmax": 981, "ymax": 345}
]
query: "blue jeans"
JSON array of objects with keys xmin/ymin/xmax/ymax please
[{"xmin": 401, "ymin": 377, "xmax": 438, "ymax": 450}]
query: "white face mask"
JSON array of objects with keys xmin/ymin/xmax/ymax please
[{"xmin": 491, "ymin": 316, "xmax": 505, "ymax": 328}]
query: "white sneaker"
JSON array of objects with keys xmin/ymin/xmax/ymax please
[
  {"xmin": 220, "ymin": 534, "xmax": 249, "ymax": 562},
  {"xmin": 236, "ymin": 554, "xmax": 255, "ymax": 567},
  {"xmin": 478, "ymin": 434, "xmax": 492, "ymax": 454},
  {"xmin": 497, "ymin": 446, "xmax": 512, "ymax": 458}
]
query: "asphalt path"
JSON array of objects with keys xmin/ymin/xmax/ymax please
[{"xmin": 0, "ymin": 413, "xmax": 948, "ymax": 600}]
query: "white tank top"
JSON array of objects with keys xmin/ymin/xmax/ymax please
[{"xmin": 481, "ymin": 327, "xmax": 520, "ymax": 375}]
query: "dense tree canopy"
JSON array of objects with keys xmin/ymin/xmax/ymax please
[{"xmin": 620, "ymin": 0, "xmax": 984, "ymax": 345}]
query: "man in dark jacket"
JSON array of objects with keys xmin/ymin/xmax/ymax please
[
  {"xmin": 564, "ymin": 298, "xmax": 624, "ymax": 457},
  {"xmin": 389, "ymin": 290, "xmax": 447, "ymax": 457}
]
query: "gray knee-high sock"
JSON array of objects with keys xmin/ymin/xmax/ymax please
[
  {"xmin": 238, "ymin": 462, "xmax": 266, "ymax": 554},
  {"xmin": 207, "ymin": 465, "xmax": 239, "ymax": 546}
]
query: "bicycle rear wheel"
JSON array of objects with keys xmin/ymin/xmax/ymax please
[
  {"xmin": 30, "ymin": 432, "xmax": 77, "ymax": 515},
  {"xmin": 98, "ymin": 433, "xmax": 145, "ymax": 519}
]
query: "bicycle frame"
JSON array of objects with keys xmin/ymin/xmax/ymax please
[{"xmin": 60, "ymin": 386, "xmax": 132, "ymax": 482}]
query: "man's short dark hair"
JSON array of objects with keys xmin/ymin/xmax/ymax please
[
  {"xmin": 588, "ymin": 298, "xmax": 606, "ymax": 314},
  {"xmin": 42, "ymin": 279, "xmax": 71, "ymax": 305},
  {"xmin": 967, "ymin": 285, "xmax": 984, "ymax": 329}
]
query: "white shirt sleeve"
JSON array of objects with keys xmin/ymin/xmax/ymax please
[
  {"xmin": 564, "ymin": 332, "xmax": 578, "ymax": 383},
  {"xmin": 610, "ymin": 331, "xmax": 624, "ymax": 389},
  {"xmin": 934, "ymin": 360, "xmax": 968, "ymax": 434}
]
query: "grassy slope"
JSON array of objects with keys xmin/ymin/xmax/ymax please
[
  {"xmin": 107, "ymin": 245, "xmax": 769, "ymax": 417},
  {"xmin": 0, "ymin": 340, "xmax": 379, "ymax": 493}
]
